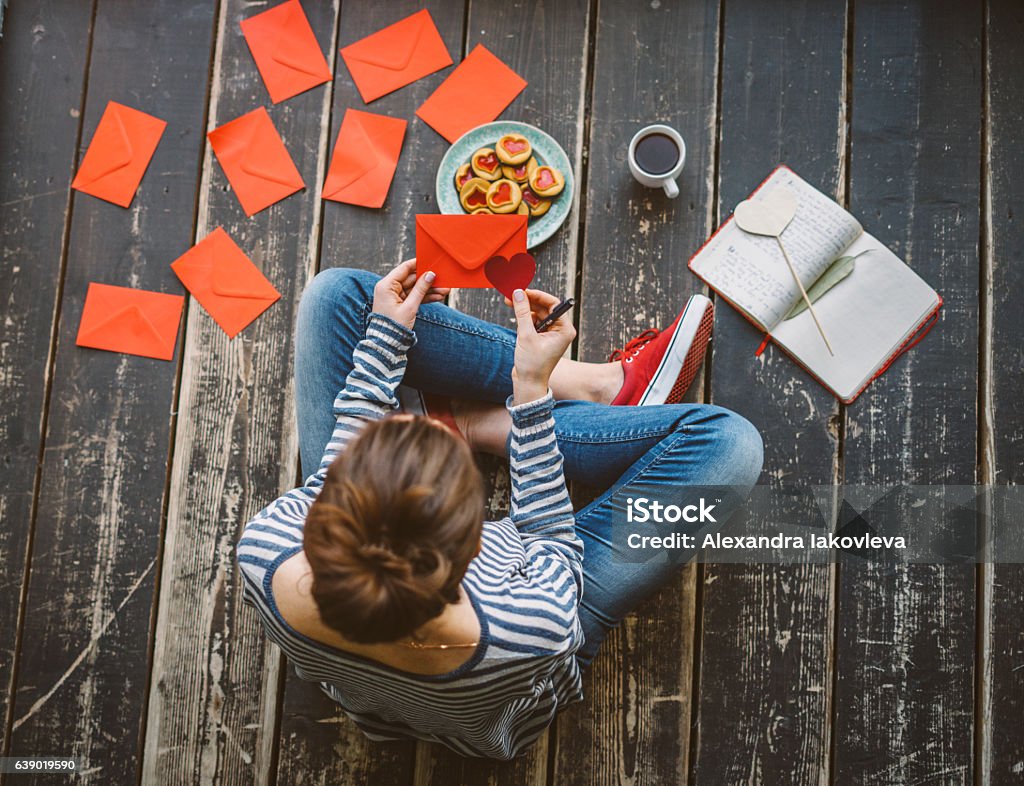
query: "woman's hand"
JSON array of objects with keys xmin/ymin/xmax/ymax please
[
  {"xmin": 509, "ymin": 288, "xmax": 576, "ymax": 405},
  {"xmin": 371, "ymin": 259, "xmax": 449, "ymax": 331}
]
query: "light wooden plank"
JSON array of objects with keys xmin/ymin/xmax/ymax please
[{"xmin": 141, "ymin": 1, "xmax": 340, "ymax": 783}]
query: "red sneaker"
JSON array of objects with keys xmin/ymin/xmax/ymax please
[{"xmin": 610, "ymin": 294, "xmax": 714, "ymax": 406}]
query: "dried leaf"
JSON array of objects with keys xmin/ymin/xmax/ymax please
[{"xmin": 785, "ymin": 249, "xmax": 871, "ymax": 319}]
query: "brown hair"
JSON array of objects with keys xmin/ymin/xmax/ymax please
[{"xmin": 304, "ymin": 415, "xmax": 484, "ymax": 644}]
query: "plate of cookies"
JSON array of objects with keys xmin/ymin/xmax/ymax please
[{"xmin": 436, "ymin": 121, "xmax": 573, "ymax": 249}]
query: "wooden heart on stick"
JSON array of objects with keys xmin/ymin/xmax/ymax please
[
  {"xmin": 732, "ymin": 185, "xmax": 834, "ymax": 355},
  {"xmin": 733, "ymin": 187, "xmax": 798, "ymax": 237}
]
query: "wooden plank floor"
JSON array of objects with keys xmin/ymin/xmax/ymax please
[{"xmin": 0, "ymin": 1, "xmax": 1019, "ymax": 784}]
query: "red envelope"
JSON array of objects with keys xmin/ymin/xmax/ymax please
[
  {"xmin": 323, "ymin": 109, "xmax": 406, "ymax": 208},
  {"xmin": 170, "ymin": 227, "xmax": 281, "ymax": 338},
  {"xmin": 416, "ymin": 214, "xmax": 528, "ymax": 289},
  {"xmin": 76, "ymin": 283, "xmax": 184, "ymax": 360},
  {"xmin": 240, "ymin": 0, "xmax": 332, "ymax": 104},
  {"xmin": 340, "ymin": 9, "xmax": 452, "ymax": 103},
  {"xmin": 71, "ymin": 101, "xmax": 167, "ymax": 207},
  {"xmin": 207, "ymin": 107, "xmax": 305, "ymax": 216},
  {"xmin": 415, "ymin": 45, "xmax": 527, "ymax": 143}
]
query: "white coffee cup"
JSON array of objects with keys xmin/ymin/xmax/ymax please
[{"xmin": 628, "ymin": 124, "xmax": 686, "ymax": 198}]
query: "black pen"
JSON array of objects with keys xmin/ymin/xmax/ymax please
[{"xmin": 534, "ymin": 297, "xmax": 575, "ymax": 333}]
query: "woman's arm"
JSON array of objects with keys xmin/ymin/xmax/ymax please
[
  {"xmin": 504, "ymin": 287, "xmax": 583, "ymax": 597},
  {"xmin": 307, "ymin": 260, "xmax": 444, "ymax": 485},
  {"xmin": 507, "ymin": 390, "xmax": 583, "ymax": 598},
  {"xmin": 310, "ymin": 312, "xmax": 415, "ymax": 482}
]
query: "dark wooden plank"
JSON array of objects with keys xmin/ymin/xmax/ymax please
[
  {"xmin": 317, "ymin": 1, "xmax": 465, "ymax": 272},
  {"xmin": 0, "ymin": 0, "xmax": 94, "ymax": 750},
  {"xmin": 414, "ymin": 1, "xmax": 591, "ymax": 783},
  {"xmin": 140, "ymin": 1, "xmax": 340, "ymax": 784},
  {"xmin": 552, "ymin": 1, "xmax": 720, "ymax": 783},
  {"xmin": 4, "ymin": 0, "xmax": 217, "ymax": 782},
  {"xmin": 694, "ymin": 1, "xmax": 848, "ymax": 783},
  {"xmin": 981, "ymin": 0, "xmax": 1024, "ymax": 782},
  {"xmin": 273, "ymin": 2, "xmax": 464, "ymax": 784},
  {"xmin": 446, "ymin": 0, "xmax": 588, "ymax": 323},
  {"xmin": 835, "ymin": 1, "xmax": 982, "ymax": 783}
]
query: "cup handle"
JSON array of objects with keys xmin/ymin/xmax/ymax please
[{"xmin": 662, "ymin": 178, "xmax": 679, "ymax": 199}]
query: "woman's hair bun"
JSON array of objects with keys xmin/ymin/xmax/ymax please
[
  {"xmin": 356, "ymin": 543, "xmax": 410, "ymax": 575},
  {"xmin": 304, "ymin": 416, "xmax": 484, "ymax": 644}
]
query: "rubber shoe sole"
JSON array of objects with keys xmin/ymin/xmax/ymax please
[{"xmin": 637, "ymin": 294, "xmax": 714, "ymax": 406}]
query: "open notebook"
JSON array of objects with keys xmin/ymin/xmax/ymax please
[{"xmin": 689, "ymin": 166, "xmax": 942, "ymax": 404}]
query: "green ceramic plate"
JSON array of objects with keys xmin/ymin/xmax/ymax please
[{"xmin": 435, "ymin": 121, "xmax": 574, "ymax": 249}]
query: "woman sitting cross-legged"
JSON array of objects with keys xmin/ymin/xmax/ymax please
[{"xmin": 236, "ymin": 260, "xmax": 763, "ymax": 760}]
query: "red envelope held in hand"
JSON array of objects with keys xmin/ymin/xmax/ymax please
[
  {"xmin": 76, "ymin": 283, "xmax": 184, "ymax": 360},
  {"xmin": 340, "ymin": 9, "xmax": 452, "ymax": 103},
  {"xmin": 71, "ymin": 101, "xmax": 167, "ymax": 208},
  {"xmin": 171, "ymin": 227, "xmax": 281, "ymax": 338},
  {"xmin": 208, "ymin": 107, "xmax": 305, "ymax": 216},
  {"xmin": 416, "ymin": 214, "xmax": 528, "ymax": 289},
  {"xmin": 323, "ymin": 109, "xmax": 406, "ymax": 208},
  {"xmin": 416, "ymin": 45, "xmax": 527, "ymax": 143},
  {"xmin": 240, "ymin": 0, "xmax": 332, "ymax": 104}
]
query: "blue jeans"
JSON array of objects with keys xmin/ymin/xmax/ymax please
[{"xmin": 295, "ymin": 268, "xmax": 764, "ymax": 668}]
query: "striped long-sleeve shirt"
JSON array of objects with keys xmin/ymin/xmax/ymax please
[{"xmin": 236, "ymin": 313, "xmax": 585, "ymax": 759}]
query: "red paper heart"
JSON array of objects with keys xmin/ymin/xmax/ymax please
[{"xmin": 484, "ymin": 252, "xmax": 536, "ymax": 299}]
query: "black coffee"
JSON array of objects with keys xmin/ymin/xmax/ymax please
[{"xmin": 634, "ymin": 132, "xmax": 680, "ymax": 175}]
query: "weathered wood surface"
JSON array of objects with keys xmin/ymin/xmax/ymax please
[
  {"xmin": 4, "ymin": 2, "xmax": 216, "ymax": 783},
  {"xmin": 1, "ymin": 1, "xmax": 1021, "ymax": 784},
  {"xmin": 141, "ymin": 1, "xmax": 339, "ymax": 784},
  {"xmin": 695, "ymin": 1, "xmax": 847, "ymax": 783},
  {"xmin": 835, "ymin": 1, "xmax": 982, "ymax": 784},
  {"xmin": 274, "ymin": 2, "xmax": 464, "ymax": 784},
  {"xmin": 981, "ymin": 1, "xmax": 1024, "ymax": 783},
  {"xmin": 553, "ymin": 1, "xmax": 719, "ymax": 783},
  {"xmin": 0, "ymin": 0, "xmax": 94, "ymax": 752}
]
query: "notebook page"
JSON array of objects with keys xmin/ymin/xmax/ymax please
[
  {"xmin": 692, "ymin": 168, "xmax": 862, "ymax": 329},
  {"xmin": 771, "ymin": 232, "xmax": 939, "ymax": 401}
]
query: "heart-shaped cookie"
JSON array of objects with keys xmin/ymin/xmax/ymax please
[
  {"xmin": 503, "ymin": 138, "xmax": 529, "ymax": 154},
  {"xmin": 496, "ymin": 133, "xmax": 532, "ymax": 165},
  {"xmin": 484, "ymin": 252, "xmax": 536, "ymax": 299},
  {"xmin": 529, "ymin": 165, "xmax": 564, "ymax": 197},
  {"xmin": 459, "ymin": 178, "xmax": 490, "ymax": 211},
  {"xmin": 471, "ymin": 148, "xmax": 502, "ymax": 181},
  {"xmin": 486, "ymin": 179, "xmax": 522, "ymax": 213},
  {"xmin": 733, "ymin": 187, "xmax": 797, "ymax": 237}
]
